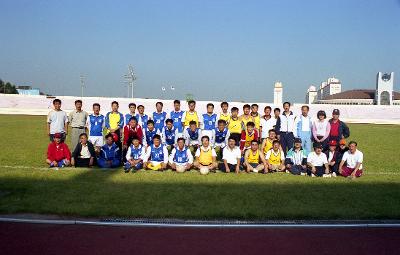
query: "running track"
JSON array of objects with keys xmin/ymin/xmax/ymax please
[{"xmin": 1, "ymin": 222, "xmax": 400, "ymax": 254}]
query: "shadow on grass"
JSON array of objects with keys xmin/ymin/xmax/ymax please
[{"xmin": 0, "ymin": 169, "xmax": 399, "ymax": 220}]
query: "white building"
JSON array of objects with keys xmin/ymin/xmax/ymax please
[
  {"xmin": 318, "ymin": 77, "xmax": 342, "ymax": 100},
  {"xmin": 375, "ymin": 72, "xmax": 394, "ymax": 105},
  {"xmin": 306, "ymin": 85, "xmax": 317, "ymax": 104},
  {"xmin": 274, "ymin": 82, "xmax": 283, "ymax": 106}
]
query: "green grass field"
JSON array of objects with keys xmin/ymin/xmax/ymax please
[{"xmin": 0, "ymin": 114, "xmax": 399, "ymax": 220}]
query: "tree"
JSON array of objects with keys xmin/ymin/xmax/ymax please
[{"xmin": 0, "ymin": 79, "xmax": 19, "ymax": 94}]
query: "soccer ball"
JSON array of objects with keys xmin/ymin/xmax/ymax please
[
  {"xmin": 199, "ymin": 166, "xmax": 209, "ymax": 175},
  {"xmin": 176, "ymin": 165, "xmax": 186, "ymax": 173}
]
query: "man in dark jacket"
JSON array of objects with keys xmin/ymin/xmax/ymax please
[
  {"xmin": 329, "ymin": 109, "xmax": 350, "ymax": 143},
  {"xmin": 71, "ymin": 133, "xmax": 96, "ymax": 168}
]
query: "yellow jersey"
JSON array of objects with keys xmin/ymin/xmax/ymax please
[
  {"xmin": 198, "ymin": 147, "xmax": 213, "ymax": 165},
  {"xmin": 268, "ymin": 150, "xmax": 283, "ymax": 165},
  {"xmin": 108, "ymin": 112, "xmax": 121, "ymax": 131},
  {"xmin": 251, "ymin": 114, "xmax": 261, "ymax": 129},
  {"xmin": 240, "ymin": 115, "xmax": 254, "ymax": 130},
  {"xmin": 228, "ymin": 117, "xmax": 242, "ymax": 134},
  {"xmin": 247, "ymin": 149, "xmax": 260, "ymax": 164},
  {"xmin": 184, "ymin": 111, "xmax": 199, "ymax": 127},
  {"xmin": 219, "ymin": 112, "xmax": 230, "ymax": 124},
  {"xmin": 263, "ymin": 138, "xmax": 274, "ymax": 154},
  {"xmin": 244, "ymin": 130, "xmax": 256, "ymax": 148}
]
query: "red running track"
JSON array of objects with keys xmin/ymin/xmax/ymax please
[{"xmin": 1, "ymin": 222, "xmax": 400, "ymax": 255}]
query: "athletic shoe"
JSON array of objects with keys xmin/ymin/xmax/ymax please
[
  {"xmin": 124, "ymin": 168, "xmax": 130, "ymax": 173},
  {"xmin": 322, "ymin": 174, "xmax": 332, "ymax": 178},
  {"xmin": 311, "ymin": 173, "xmax": 316, "ymax": 177},
  {"xmin": 300, "ymin": 172, "xmax": 307, "ymax": 176},
  {"xmin": 332, "ymin": 172, "xmax": 337, "ymax": 177},
  {"xmin": 285, "ymin": 170, "xmax": 289, "ymax": 173}
]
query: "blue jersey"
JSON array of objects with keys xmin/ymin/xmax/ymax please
[
  {"xmin": 135, "ymin": 113, "xmax": 149, "ymax": 128},
  {"xmin": 145, "ymin": 128, "xmax": 158, "ymax": 146},
  {"xmin": 163, "ymin": 126, "xmax": 176, "ymax": 146},
  {"xmin": 215, "ymin": 127, "xmax": 229, "ymax": 144},
  {"xmin": 88, "ymin": 114, "xmax": 105, "ymax": 136},
  {"xmin": 187, "ymin": 127, "xmax": 200, "ymax": 141},
  {"xmin": 202, "ymin": 113, "xmax": 217, "ymax": 130},
  {"xmin": 150, "ymin": 144, "xmax": 165, "ymax": 162},
  {"xmin": 100, "ymin": 143, "xmax": 120, "ymax": 160},
  {"xmin": 170, "ymin": 111, "xmax": 184, "ymax": 133},
  {"xmin": 153, "ymin": 112, "xmax": 167, "ymax": 132},
  {"xmin": 125, "ymin": 113, "xmax": 136, "ymax": 125},
  {"xmin": 174, "ymin": 147, "xmax": 189, "ymax": 164},
  {"xmin": 129, "ymin": 144, "xmax": 144, "ymax": 160}
]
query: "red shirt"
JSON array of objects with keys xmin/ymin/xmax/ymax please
[
  {"xmin": 123, "ymin": 125, "xmax": 143, "ymax": 145},
  {"xmin": 240, "ymin": 129, "xmax": 259, "ymax": 150},
  {"xmin": 330, "ymin": 120, "xmax": 340, "ymax": 137},
  {"xmin": 47, "ymin": 142, "xmax": 71, "ymax": 162}
]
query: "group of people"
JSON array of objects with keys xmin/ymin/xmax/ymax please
[{"xmin": 46, "ymin": 98, "xmax": 364, "ymax": 178}]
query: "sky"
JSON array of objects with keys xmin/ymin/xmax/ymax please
[{"xmin": 0, "ymin": 0, "xmax": 399, "ymax": 103}]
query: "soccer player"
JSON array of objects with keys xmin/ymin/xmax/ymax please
[
  {"xmin": 86, "ymin": 103, "xmax": 105, "ymax": 154},
  {"xmin": 194, "ymin": 136, "xmax": 218, "ymax": 173},
  {"xmin": 182, "ymin": 100, "xmax": 200, "ymax": 128},
  {"xmin": 71, "ymin": 133, "xmax": 95, "ymax": 168},
  {"xmin": 46, "ymin": 133, "xmax": 71, "ymax": 168},
  {"xmin": 200, "ymin": 103, "xmax": 218, "ymax": 140},
  {"xmin": 239, "ymin": 122, "xmax": 259, "ymax": 153},
  {"xmin": 169, "ymin": 137, "xmax": 194, "ymax": 173},
  {"xmin": 69, "ymin": 100, "xmax": 88, "ymax": 150},
  {"xmin": 326, "ymin": 140, "xmax": 340, "ymax": 177},
  {"xmin": 307, "ymin": 142, "xmax": 331, "ymax": 177},
  {"xmin": 105, "ymin": 101, "xmax": 124, "ymax": 150},
  {"xmin": 339, "ymin": 141, "xmax": 364, "ymax": 179},
  {"xmin": 265, "ymin": 140, "xmax": 285, "ymax": 172},
  {"xmin": 143, "ymin": 119, "xmax": 159, "ymax": 147},
  {"xmin": 273, "ymin": 107, "xmax": 281, "ymax": 128},
  {"xmin": 243, "ymin": 140, "xmax": 268, "ymax": 173},
  {"xmin": 240, "ymin": 104, "xmax": 254, "ymax": 130},
  {"xmin": 135, "ymin": 104, "xmax": 150, "ymax": 128},
  {"xmin": 161, "ymin": 118, "xmax": 176, "ymax": 153},
  {"xmin": 329, "ymin": 109, "xmax": 350, "ymax": 143},
  {"xmin": 275, "ymin": 102, "xmax": 296, "ymax": 155},
  {"xmin": 47, "ymin": 99, "xmax": 68, "ymax": 142},
  {"xmin": 285, "ymin": 138, "xmax": 308, "ymax": 175},
  {"xmin": 124, "ymin": 135, "xmax": 146, "ymax": 172},
  {"xmin": 312, "ymin": 110, "xmax": 331, "ymax": 151},
  {"xmin": 123, "ymin": 116, "xmax": 143, "ymax": 161},
  {"xmin": 218, "ymin": 136, "xmax": 241, "ymax": 173},
  {"xmin": 152, "ymin": 101, "xmax": 167, "ymax": 133},
  {"xmin": 169, "ymin": 100, "xmax": 184, "ymax": 137},
  {"xmin": 261, "ymin": 129, "xmax": 280, "ymax": 156},
  {"xmin": 211, "ymin": 119, "xmax": 230, "ymax": 160},
  {"xmin": 295, "ymin": 105, "xmax": 313, "ymax": 153},
  {"xmin": 250, "ymin": 104, "xmax": 261, "ymax": 136},
  {"xmin": 227, "ymin": 107, "xmax": 242, "ymax": 146},
  {"xmin": 217, "ymin": 101, "xmax": 230, "ymax": 124},
  {"xmin": 183, "ymin": 121, "xmax": 202, "ymax": 155},
  {"xmin": 143, "ymin": 134, "xmax": 168, "ymax": 171},
  {"xmin": 259, "ymin": 106, "xmax": 276, "ymax": 143},
  {"xmin": 97, "ymin": 133, "xmax": 121, "ymax": 168},
  {"xmin": 125, "ymin": 103, "xmax": 136, "ymax": 125}
]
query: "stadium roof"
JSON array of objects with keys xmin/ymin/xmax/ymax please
[{"xmin": 324, "ymin": 89, "xmax": 400, "ymax": 100}]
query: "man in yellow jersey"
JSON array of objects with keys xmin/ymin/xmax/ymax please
[
  {"xmin": 227, "ymin": 107, "xmax": 242, "ymax": 146},
  {"xmin": 182, "ymin": 100, "xmax": 200, "ymax": 128},
  {"xmin": 105, "ymin": 101, "xmax": 124, "ymax": 152},
  {"xmin": 244, "ymin": 140, "xmax": 268, "ymax": 173},
  {"xmin": 217, "ymin": 101, "xmax": 230, "ymax": 124},
  {"xmin": 265, "ymin": 140, "xmax": 285, "ymax": 172},
  {"xmin": 250, "ymin": 104, "xmax": 261, "ymax": 138},
  {"xmin": 261, "ymin": 129, "xmax": 281, "ymax": 156},
  {"xmin": 239, "ymin": 122, "xmax": 259, "ymax": 153},
  {"xmin": 240, "ymin": 104, "xmax": 254, "ymax": 130},
  {"xmin": 194, "ymin": 135, "xmax": 217, "ymax": 173}
]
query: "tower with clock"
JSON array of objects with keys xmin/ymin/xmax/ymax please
[{"xmin": 375, "ymin": 72, "xmax": 394, "ymax": 105}]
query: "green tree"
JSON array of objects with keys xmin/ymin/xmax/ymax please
[{"xmin": 0, "ymin": 79, "xmax": 19, "ymax": 94}]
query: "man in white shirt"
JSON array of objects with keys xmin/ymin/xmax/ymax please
[
  {"xmin": 339, "ymin": 141, "xmax": 364, "ymax": 179},
  {"xmin": 307, "ymin": 143, "xmax": 331, "ymax": 177},
  {"xmin": 218, "ymin": 137, "xmax": 241, "ymax": 173},
  {"xmin": 47, "ymin": 99, "xmax": 68, "ymax": 142},
  {"xmin": 259, "ymin": 106, "xmax": 276, "ymax": 143},
  {"xmin": 275, "ymin": 102, "xmax": 297, "ymax": 154}
]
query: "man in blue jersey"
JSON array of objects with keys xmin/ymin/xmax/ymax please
[
  {"xmin": 143, "ymin": 119, "xmax": 159, "ymax": 147},
  {"xmin": 98, "ymin": 133, "xmax": 121, "ymax": 168},
  {"xmin": 183, "ymin": 120, "xmax": 202, "ymax": 156},
  {"xmin": 153, "ymin": 101, "xmax": 167, "ymax": 133},
  {"xmin": 211, "ymin": 119, "xmax": 230, "ymax": 160},
  {"xmin": 161, "ymin": 119, "xmax": 176, "ymax": 153},
  {"xmin": 125, "ymin": 103, "xmax": 136, "ymax": 125},
  {"xmin": 86, "ymin": 103, "xmax": 105, "ymax": 154},
  {"xmin": 200, "ymin": 103, "xmax": 218, "ymax": 141},
  {"xmin": 169, "ymin": 99, "xmax": 184, "ymax": 137},
  {"xmin": 143, "ymin": 134, "xmax": 168, "ymax": 171},
  {"xmin": 124, "ymin": 135, "xmax": 146, "ymax": 173},
  {"xmin": 169, "ymin": 137, "xmax": 194, "ymax": 173},
  {"xmin": 135, "ymin": 105, "xmax": 150, "ymax": 128}
]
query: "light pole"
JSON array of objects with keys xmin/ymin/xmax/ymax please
[
  {"xmin": 124, "ymin": 65, "xmax": 136, "ymax": 99},
  {"xmin": 80, "ymin": 74, "xmax": 86, "ymax": 98}
]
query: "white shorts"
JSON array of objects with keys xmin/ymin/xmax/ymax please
[{"xmin": 89, "ymin": 136, "xmax": 104, "ymax": 147}]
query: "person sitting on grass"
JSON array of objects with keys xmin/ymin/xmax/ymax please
[
  {"xmin": 261, "ymin": 129, "xmax": 281, "ymax": 157},
  {"xmin": 307, "ymin": 142, "xmax": 331, "ymax": 177},
  {"xmin": 97, "ymin": 133, "xmax": 121, "ymax": 168},
  {"xmin": 46, "ymin": 132, "xmax": 71, "ymax": 168},
  {"xmin": 265, "ymin": 140, "xmax": 285, "ymax": 172},
  {"xmin": 212, "ymin": 119, "xmax": 230, "ymax": 161},
  {"xmin": 326, "ymin": 140, "xmax": 341, "ymax": 177},
  {"xmin": 218, "ymin": 136, "xmax": 241, "ymax": 173},
  {"xmin": 183, "ymin": 120, "xmax": 202, "ymax": 156},
  {"xmin": 168, "ymin": 137, "xmax": 193, "ymax": 173},
  {"xmin": 194, "ymin": 136, "xmax": 218, "ymax": 174},
  {"xmin": 339, "ymin": 141, "xmax": 364, "ymax": 179},
  {"xmin": 143, "ymin": 134, "xmax": 168, "ymax": 171},
  {"xmin": 285, "ymin": 138, "xmax": 308, "ymax": 175},
  {"xmin": 337, "ymin": 138, "xmax": 348, "ymax": 162},
  {"xmin": 71, "ymin": 133, "xmax": 95, "ymax": 168},
  {"xmin": 143, "ymin": 119, "xmax": 159, "ymax": 147},
  {"xmin": 243, "ymin": 140, "xmax": 268, "ymax": 173},
  {"xmin": 122, "ymin": 116, "xmax": 143, "ymax": 162},
  {"xmin": 161, "ymin": 118, "xmax": 176, "ymax": 154},
  {"xmin": 124, "ymin": 135, "xmax": 145, "ymax": 173}
]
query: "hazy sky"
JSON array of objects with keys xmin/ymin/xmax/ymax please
[{"xmin": 1, "ymin": 0, "xmax": 399, "ymax": 103}]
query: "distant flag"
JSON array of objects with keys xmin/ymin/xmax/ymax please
[
  {"xmin": 170, "ymin": 86, "xmax": 175, "ymax": 90},
  {"xmin": 161, "ymin": 86, "xmax": 166, "ymax": 91}
]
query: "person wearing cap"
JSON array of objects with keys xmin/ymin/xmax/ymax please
[
  {"xmin": 71, "ymin": 133, "xmax": 96, "ymax": 168},
  {"xmin": 312, "ymin": 110, "xmax": 331, "ymax": 151},
  {"xmin": 97, "ymin": 133, "xmax": 121, "ymax": 168},
  {"xmin": 339, "ymin": 141, "xmax": 364, "ymax": 179},
  {"xmin": 294, "ymin": 105, "xmax": 313, "ymax": 153},
  {"xmin": 46, "ymin": 133, "xmax": 71, "ymax": 168},
  {"xmin": 329, "ymin": 109, "xmax": 350, "ymax": 143},
  {"xmin": 122, "ymin": 116, "xmax": 143, "ymax": 162},
  {"xmin": 337, "ymin": 138, "xmax": 349, "ymax": 162},
  {"xmin": 265, "ymin": 140, "xmax": 286, "ymax": 172},
  {"xmin": 124, "ymin": 135, "xmax": 145, "ymax": 172},
  {"xmin": 307, "ymin": 142, "xmax": 331, "ymax": 177},
  {"xmin": 285, "ymin": 137, "xmax": 308, "ymax": 175},
  {"xmin": 169, "ymin": 137, "xmax": 194, "ymax": 173},
  {"xmin": 68, "ymin": 100, "xmax": 89, "ymax": 151},
  {"xmin": 325, "ymin": 140, "xmax": 341, "ymax": 177}
]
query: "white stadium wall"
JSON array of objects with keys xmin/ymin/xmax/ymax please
[{"xmin": 0, "ymin": 94, "xmax": 399, "ymax": 124}]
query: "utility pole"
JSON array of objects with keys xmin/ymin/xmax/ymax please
[
  {"xmin": 123, "ymin": 65, "xmax": 136, "ymax": 99},
  {"xmin": 80, "ymin": 74, "xmax": 86, "ymax": 98}
]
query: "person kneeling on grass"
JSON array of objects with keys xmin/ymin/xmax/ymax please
[
  {"xmin": 326, "ymin": 140, "xmax": 341, "ymax": 177},
  {"xmin": 194, "ymin": 136, "xmax": 218, "ymax": 174},
  {"xmin": 244, "ymin": 140, "xmax": 268, "ymax": 173},
  {"xmin": 169, "ymin": 137, "xmax": 193, "ymax": 173},
  {"xmin": 218, "ymin": 136, "xmax": 241, "ymax": 173},
  {"xmin": 306, "ymin": 142, "xmax": 331, "ymax": 177},
  {"xmin": 143, "ymin": 134, "xmax": 168, "ymax": 171},
  {"xmin": 124, "ymin": 135, "xmax": 146, "ymax": 172},
  {"xmin": 265, "ymin": 140, "xmax": 285, "ymax": 172},
  {"xmin": 71, "ymin": 133, "xmax": 95, "ymax": 168},
  {"xmin": 46, "ymin": 133, "xmax": 71, "ymax": 168},
  {"xmin": 285, "ymin": 138, "xmax": 308, "ymax": 175},
  {"xmin": 97, "ymin": 133, "xmax": 121, "ymax": 168},
  {"xmin": 339, "ymin": 141, "xmax": 364, "ymax": 179}
]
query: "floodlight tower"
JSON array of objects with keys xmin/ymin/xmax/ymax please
[
  {"xmin": 124, "ymin": 65, "xmax": 137, "ymax": 99},
  {"xmin": 80, "ymin": 74, "xmax": 86, "ymax": 98}
]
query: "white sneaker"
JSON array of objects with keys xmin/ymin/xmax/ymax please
[
  {"xmin": 285, "ymin": 170, "xmax": 289, "ymax": 173},
  {"xmin": 323, "ymin": 174, "xmax": 332, "ymax": 178},
  {"xmin": 300, "ymin": 172, "xmax": 306, "ymax": 176},
  {"xmin": 332, "ymin": 172, "xmax": 337, "ymax": 177},
  {"xmin": 311, "ymin": 173, "xmax": 316, "ymax": 177}
]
